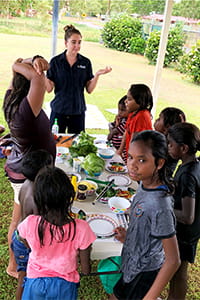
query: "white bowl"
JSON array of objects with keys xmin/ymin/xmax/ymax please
[
  {"xmin": 108, "ymin": 197, "xmax": 130, "ymax": 214},
  {"xmin": 94, "ymin": 139, "xmax": 107, "ymax": 149},
  {"xmin": 78, "ymin": 180, "xmax": 98, "ymax": 196},
  {"xmin": 98, "ymin": 148, "xmax": 115, "ymax": 159}
]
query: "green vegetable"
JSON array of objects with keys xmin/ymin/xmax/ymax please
[
  {"xmin": 96, "ymin": 185, "xmax": 116, "ymax": 197},
  {"xmin": 69, "ymin": 131, "xmax": 97, "ymax": 158},
  {"xmin": 105, "ymin": 187, "xmax": 116, "ymax": 197},
  {"xmin": 82, "ymin": 153, "xmax": 105, "ymax": 176},
  {"xmin": 128, "ymin": 187, "xmax": 136, "ymax": 195}
]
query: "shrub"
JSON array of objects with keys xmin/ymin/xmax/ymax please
[
  {"xmin": 177, "ymin": 40, "xmax": 200, "ymax": 84},
  {"xmin": 176, "ymin": 52, "xmax": 191, "ymax": 74},
  {"xmin": 129, "ymin": 37, "xmax": 146, "ymax": 55},
  {"xmin": 187, "ymin": 40, "xmax": 200, "ymax": 84},
  {"xmin": 144, "ymin": 30, "xmax": 160, "ymax": 64},
  {"xmin": 101, "ymin": 14, "xmax": 143, "ymax": 52},
  {"xmin": 145, "ymin": 24, "xmax": 185, "ymax": 67}
]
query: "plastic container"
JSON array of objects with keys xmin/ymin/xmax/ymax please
[
  {"xmin": 77, "ymin": 184, "xmax": 88, "ymax": 201},
  {"xmin": 71, "ymin": 175, "xmax": 77, "ymax": 200},
  {"xmin": 73, "ymin": 157, "xmax": 82, "ymax": 173},
  {"xmin": 52, "ymin": 118, "xmax": 59, "ymax": 135}
]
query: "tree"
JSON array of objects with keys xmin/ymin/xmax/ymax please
[
  {"xmin": 172, "ymin": 0, "xmax": 200, "ymax": 19},
  {"xmin": 0, "ymin": 0, "xmax": 51, "ymax": 17},
  {"xmin": 131, "ymin": 0, "xmax": 166, "ymax": 15},
  {"xmin": 67, "ymin": 0, "xmax": 86, "ymax": 16},
  {"xmin": 67, "ymin": 0, "xmax": 133, "ymax": 17},
  {"xmin": 85, "ymin": 0, "xmax": 102, "ymax": 17},
  {"xmin": 18, "ymin": 0, "xmax": 35, "ymax": 12},
  {"xmin": 110, "ymin": 0, "xmax": 132, "ymax": 15},
  {"xmin": 0, "ymin": 0, "xmax": 21, "ymax": 16}
]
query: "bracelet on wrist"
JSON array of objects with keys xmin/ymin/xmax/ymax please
[{"xmin": 32, "ymin": 55, "xmax": 44, "ymax": 64}]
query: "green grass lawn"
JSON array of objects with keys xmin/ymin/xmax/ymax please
[{"xmin": 0, "ymin": 16, "xmax": 200, "ymax": 300}]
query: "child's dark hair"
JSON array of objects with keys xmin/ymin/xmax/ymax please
[
  {"xmin": 34, "ymin": 166, "xmax": 76, "ymax": 246},
  {"xmin": 161, "ymin": 107, "xmax": 186, "ymax": 127},
  {"xmin": 132, "ymin": 130, "xmax": 174, "ymax": 193},
  {"xmin": 3, "ymin": 73, "xmax": 30, "ymax": 124},
  {"xmin": 118, "ymin": 95, "xmax": 127, "ymax": 109},
  {"xmin": 129, "ymin": 84, "xmax": 153, "ymax": 112},
  {"xmin": 22, "ymin": 149, "xmax": 53, "ymax": 181},
  {"xmin": 168, "ymin": 122, "xmax": 200, "ymax": 155},
  {"xmin": 63, "ymin": 24, "xmax": 82, "ymax": 41}
]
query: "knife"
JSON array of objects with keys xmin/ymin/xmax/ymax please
[{"xmin": 61, "ymin": 134, "xmax": 78, "ymax": 144}]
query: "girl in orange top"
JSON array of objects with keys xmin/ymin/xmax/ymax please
[{"xmin": 117, "ymin": 84, "xmax": 153, "ymax": 162}]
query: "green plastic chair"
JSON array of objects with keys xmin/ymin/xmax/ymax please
[{"xmin": 97, "ymin": 256, "xmax": 122, "ymax": 294}]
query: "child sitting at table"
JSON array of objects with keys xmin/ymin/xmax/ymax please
[
  {"xmin": 11, "ymin": 149, "xmax": 53, "ymax": 300},
  {"xmin": 154, "ymin": 106, "xmax": 186, "ymax": 176},
  {"xmin": 154, "ymin": 107, "xmax": 186, "ymax": 135},
  {"xmin": 117, "ymin": 84, "xmax": 153, "ymax": 163},
  {"xmin": 17, "ymin": 166, "xmax": 96, "ymax": 300},
  {"xmin": 107, "ymin": 95, "xmax": 128, "ymax": 157}
]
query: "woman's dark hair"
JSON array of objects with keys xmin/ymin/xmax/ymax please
[
  {"xmin": 168, "ymin": 122, "xmax": 200, "ymax": 155},
  {"xmin": 161, "ymin": 107, "xmax": 186, "ymax": 127},
  {"xmin": 3, "ymin": 72, "xmax": 30, "ymax": 124},
  {"xmin": 22, "ymin": 150, "xmax": 53, "ymax": 181},
  {"xmin": 129, "ymin": 84, "xmax": 153, "ymax": 112},
  {"xmin": 131, "ymin": 130, "xmax": 174, "ymax": 193},
  {"xmin": 34, "ymin": 166, "xmax": 76, "ymax": 247},
  {"xmin": 63, "ymin": 24, "xmax": 82, "ymax": 41}
]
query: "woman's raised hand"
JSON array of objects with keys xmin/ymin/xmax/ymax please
[
  {"xmin": 13, "ymin": 57, "xmax": 49, "ymax": 76},
  {"xmin": 32, "ymin": 57, "xmax": 49, "ymax": 75},
  {"xmin": 14, "ymin": 58, "xmax": 23, "ymax": 64},
  {"xmin": 96, "ymin": 66, "xmax": 112, "ymax": 76}
]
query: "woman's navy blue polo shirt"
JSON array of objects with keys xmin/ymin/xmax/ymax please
[{"xmin": 47, "ymin": 50, "xmax": 94, "ymax": 115}]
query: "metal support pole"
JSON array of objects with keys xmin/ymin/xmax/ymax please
[
  {"xmin": 151, "ymin": 0, "xmax": 173, "ymax": 120},
  {"xmin": 51, "ymin": 0, "xmax": 60, "ymax": 58}
]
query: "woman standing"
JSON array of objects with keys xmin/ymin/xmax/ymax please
[
  {"xmin": 3, "ymin": 56, "xmax": 56, "ymax": 278},
  {"xmin": 46, "ymin": 24, "xmax": 112, "ymax": 134}
]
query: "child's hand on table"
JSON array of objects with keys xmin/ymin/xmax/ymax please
[{"xmin": 114, "ymin": 226, "xmax": 127, "ymax": 243}]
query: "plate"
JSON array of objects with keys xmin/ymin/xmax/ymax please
[
  {"xmin": 87, "ymin": 214, "xmax": 118, "ymax": 238},
  {"xmin": 105, "ymin": 161, "xmax": 127, "ymax": 174},
  {"xmin": 107, "ymin": 174, "xmax": 132, "ymax": 186}
]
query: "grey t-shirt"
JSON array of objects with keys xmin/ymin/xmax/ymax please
[{"xmin": 121, "ymin": 184, "xmax": 176, "ymax": 283}]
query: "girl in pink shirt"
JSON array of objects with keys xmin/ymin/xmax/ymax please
[{"xmin": 18, "ymin": 166, "xmax": 96, "ymax": 300}]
